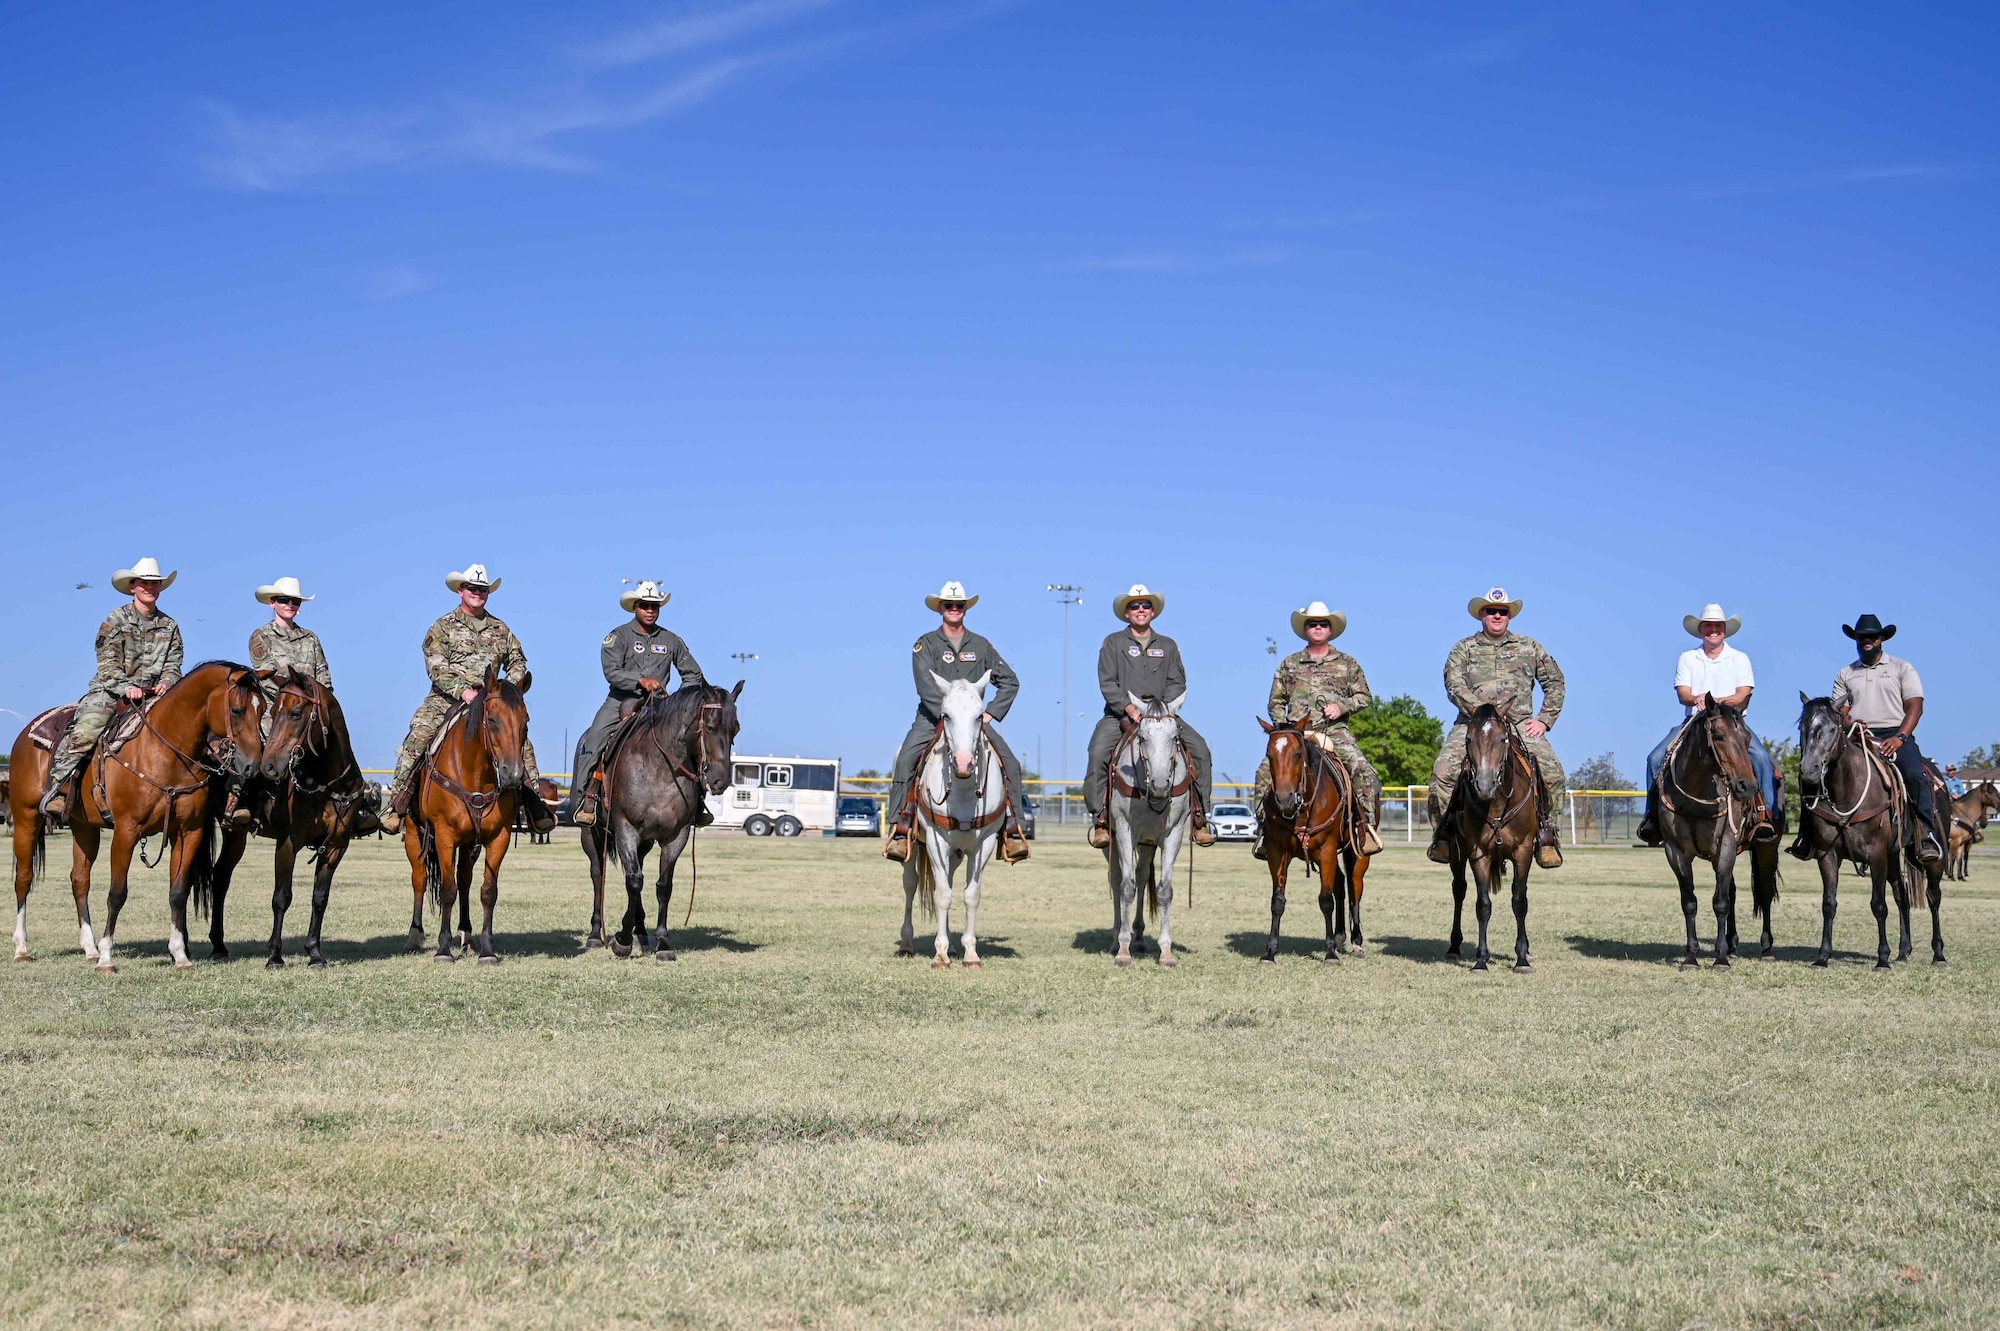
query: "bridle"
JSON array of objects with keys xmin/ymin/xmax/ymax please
[
  {"xmin": 1458, "ymin": 717, "xmax": 1536, "ymax": 840},
  {"xmin": 655, "ymin": 697, "xmax": 730, "ymax": 788},
  {"xmin": 918, "ymin": 708, "xmax": 1004, "ymax": 831},
  {"xmin": 277, "ymin": 681, "xmax": 369, "ymax": 826},
  {"xmin": 1657, "ymin": 709, "xmax": 1758, "ymax": 855},
  {"xmin": 1266, "ymin": 727, "xmax": 1352, "ymax": 851}
]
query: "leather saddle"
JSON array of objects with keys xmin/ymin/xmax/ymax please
[{"xmin": 28, "ymin": 699, "xmax": 152, "ymax": 758}]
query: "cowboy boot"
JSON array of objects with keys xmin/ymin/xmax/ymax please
[
  {"xmin": 999, "ymin": 817, "xmax": 1031, "ymax": 864},
  {"xmin": 221, "ymin": 774, "xmax": 253, "ymax": 828},
  {"xmin": 524, "ymin": 780, "xmax": 558, "ymax": 835},
  {"xmin": 1536, "ymin": 818, "xmax": 1564, "ymax": 870},
  {"xmin": 1191, "ymin": 814, "xmax": 1217, "ymax": 848},
  {"xmin": 1426, "ymin": 823, "xmax": 1453, "ymax": 864},
  {"xmin": 1358, "ymin": 817, "xmax": 1384, "ymax": 857},
  {"xmin": 571, "ymin": 772, "xmax": 602, "ymax": 827},
  {"xmin": 1251, "ymin": 830, "xmax": 1268, "ymax": 861},
  {"xmin": 38, "ymin": 788, "xmax": 69, "ymax": 831},
  {"xmin": 379, "ymin": 784, "xmax": 410, "ymax": 836},
  {"xmin": 882, "ymin": 811, "xmax": 915, "ymax": 862},
  {"xmin": 1087, "ymin": 808, "xmax": 1112, "ymax": 850},
  {"xmin": 1636, "ymin": 788, "xmax": 1663, "ymax": 847}
]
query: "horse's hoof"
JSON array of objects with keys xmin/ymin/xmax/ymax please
[
  {"xmin": 1760, "ymin": 951, "xmax": 1776, "ymax": 962},
  {"xmin": 266, "ymin": 957, "xmax": 284, "ymax": 971},
  {"xmin": 478, "ymin": 955, "xmax": 500, "ymax": 967},
  {"xmin": 1514, "ymin": 962, "xmax": 1533, "ymax": 974},
  {"xmin": 1811, "ymin": 958, "xmax": 1830, "ymax": 969},
  {"xmin": 1679, "ymin": 959, "xmax": 1699, "ymax": 972},
  {"xmin": 896, "ymin": 946, "xmax": 915, "ymax": 958},
  {"xmin": 584, "ymin": 937, "xmax": 605, "ymax": 950},
  {"xmin": 174, "ymin": 958, "xmax": 195, "ymax": 971},
  {"xmin": 1469, "ymin": 961, "xmax": 1488, "ymax": 973},
  {"xmin": 405, "ymin": 931, "xmax": 426, "ymax": 954},
  {"xmin": 307, "ymin": 957, "xmax": 327, "ymax": 970},
  {"xmin": 1933, "ymin": 957, "xmax": 1950, "ymax": 967},
  {"xmin": 1713, "ymin": 959, "xmax": 1730, "ymax": 970},
  {"xmin": 610, "ymin": 940, "xmax": 632, "ymax": 959},
  {"xmin": 432, "ymin": 953, "xmax": 455, "ymax": 964},
  {"xmin": 13, "ymin": 951, "xmax": 29, "ymax": 964},
  {"xmin": 1259, "ymin": 955, "xmax": 1277, "ymax": 966},
  {"xmin": 1875, "ymin": 961, "xmax": 1892, "ymax": 972},
  {"xmin": 931, "ymin": 956, "xmax": 950, "ymax": 971},
  {"xmin": 1114, "ymin": 954, "xmax": 1132, "ymax": 968},
  {"xmin": 963, "ymin": 959, "xmax": 982, "ymax": 969},
  {"xmin": 211, "ymin": 946, "xmax": 230, "ymax": 961},
  {"xmin": 1157, "ymin": 952, "xmax": 1177, "ymax": 969},
  {"xmin": 655, "ymin": 950, "xmax": 677, "ymax": 963},
  {"xmin": 95, "ymin": 963, "xmax": 117, "ymax": 975},
  {"xmin": 1445, "ymin": 946, "xmax": 1461, "ymax": 959}
]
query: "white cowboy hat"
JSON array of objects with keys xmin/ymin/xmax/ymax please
[
  {"xmin": 1290, "ymin": 601, "xmax": 1348, "ymax": 641},
  {"xmin": 924, "ymin": 580, "xmax": 979, "ymax": 612},
  {"xmin": 1113, "ymin": 584, "xmax": 1165, "ymax": 620},
  {"xmin": 445, "ymin": 563, "xmax": 501, "ymax": 592},
  {"xmin": 620, "ymin": 579, "xmax": 671, "ymax": 611},
  {"xmin": 255, "ymin": 576, "xmax": 314, "ymax": 605},
  {"xmin": 1684, "ymin": 603, "xmax": 1742, "ymax": 638},
  {"xmin": 1467, "ymin": 586, "xmax": 1523, "ymax": 620},
  {"xmin": 112, "ymin": 557, "xmax": 176, "ymax": 593}
]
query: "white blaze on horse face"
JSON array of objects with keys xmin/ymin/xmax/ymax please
[
  {"xmin": 933, "ymin": 674, "xmax": 985, "ymax": 779},
  {"xmin": 1139, "ymin": 707, "xmax": 1180, "ymax": 800}
]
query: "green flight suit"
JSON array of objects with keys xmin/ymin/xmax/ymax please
[
  {"xmin": 889, "ymin": 627, "xmax": 1025, "ymax": 817},
  {"xmin": 575, "ymin": 620, "xmax": 706, "ymax": 789},
  {"xmin": 1083, "ymin": 627, "xmax": 1213, "ymax": 816}
]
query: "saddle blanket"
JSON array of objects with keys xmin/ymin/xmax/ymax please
[{"xmin": 24, "ymin": 700, "xmax": 153, "ymax": 757}]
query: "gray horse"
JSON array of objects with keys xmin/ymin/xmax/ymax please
[
  {"xmin": 900, "ymin": 674, "xmax": 1007, "ymax": 969},
  {"xmin": 1103, "ymin": 692, "xmax": 1191, "ymax": 967},
  {"xmin": 581, "ymin": 681, "xmax": 743, "ymax": 960}
]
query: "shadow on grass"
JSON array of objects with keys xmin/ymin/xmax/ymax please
[
  {"xmin": 1222, "ymin": 930, "xmax": 1338, "ymax": 960},
  {"xmin": 890, "ymin": 935, "xmax": 1023, "ymax": 960},
  {"xmin": 1069, "ymin": 928, "xmax": 1189, "ymax": 957},
  {"xmin": 318, "ymin": 924, "xmax": 766, "ymax": 962},
  {"xmin": 1562, "ymin": 933, "xmax": 1882, "ymax": 967},
  {"xmin": 1370, "ymin": 934, "xmax": 1466, "ymax": 965}
]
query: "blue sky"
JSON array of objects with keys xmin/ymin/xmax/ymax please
[{"xmin": 1, "ymin": 1, "xmax": 1993, "ymax": 784}]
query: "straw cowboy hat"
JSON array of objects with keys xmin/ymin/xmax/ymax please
[
  {"xmin": 924, "ymin": 580, "xmax": 979, "ymax": 612},
  {"xmin": 1466, "ymin": 586, "xmax": 1522, "ymax": 619},
  {"xmin": 112, "ymin": 557, "xmax": 176, "ymax": 593},
  {"xmin": 1113, "ymin": 584, "xmax": 1165, "ymax": 620},
  {"xmin": 1682, "ymin": 603, "xmax": 1741, "ymax": 638},
  {"xmin": 620, "ymin": 579, "xmax": 671, "ymax": 611},
  {"xmin": 255, "ymin": 576, "xmax": 314, "ymax": 605},
  {"xmin": 1843, "ymin": 612, "xmax": 1896, "ymax": 642},
  {"xmin": 445, "ymin": 562, "xmax": 501, "ymax": 593},
  {"xmin": 1290, "ymin": 601, "xmax": 1348, "ymax": 641}
]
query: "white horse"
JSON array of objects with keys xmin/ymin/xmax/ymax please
[
  {"xmin": 1105, "ymin": 692, "xmax": 1191, "ymax": 967},
  {"xmin": 900, "ymin": 673, "xmax": 1007, "ymax": 970}
]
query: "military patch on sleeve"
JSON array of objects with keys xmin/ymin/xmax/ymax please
[
  {"xmin": 602, "ymin": 633, "xmax": 616, "ymax": 646},
  {"xmin": 250, "ymin": 639, "xmax": 267, "ymax": 660},
  {"xmin": 913, "ymin": 641, "xmax": 925, "ymax": 653}
]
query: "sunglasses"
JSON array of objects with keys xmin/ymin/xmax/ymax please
[
  {"xmin": 271, "ymin": 597, "xmax": 302, "ymax": 607},
  {"xmin": 1127, "ymin": 602, "xmax": 1154, "ymax": 611},
  {"xmin": 939, "ymin": 601, "xmax": 966, "ymax": 610},
  {"xmin": 1304, "ymin": 620, "xmax": 1331, "ymax": 630},
  {"xmin": 1482, "ymin": 608, "xmax": 1512, "ymax": 617},
  {"xmin": 463, "ymin": 586, "xmax": 490, "ymax": 595}
]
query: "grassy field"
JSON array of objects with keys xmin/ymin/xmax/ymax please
[{"xmin": 3, "ymin": 828, "xmax": 1997, "ymax": 1329}]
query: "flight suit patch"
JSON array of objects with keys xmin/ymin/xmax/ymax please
[
  {"xmin": 602, "ymin": 634, "xmax": 616, "ymax": 646},
  {"xmin": 650, "ymin": 644, "xmax": 672, "ymax": 653},
  {"xmin": 1127, "ymin": 646, "xmax": 1141, "ymax": 656},
  {"xmin": 632, "ymin": 643, "xmax": 647, "ymax": 653},
  {"xmin": 1146, "ymin": 648, "xmax": 1165, "ymax": 657},
  {"xmin": 959, "ymin": 651, "xmax": 976, "ymax": 660},
  {"xmin": 940, "ymin": 652, "xmax": 956, "ymax": 663}
]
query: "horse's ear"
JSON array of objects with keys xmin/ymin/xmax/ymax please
[
  {"xmin": 483, "ymin": 663, "xmax": 500, "ymax": 690},
  {"xmin": 1127, "ymin": 691, "xmax": 1145, "ymax": 712},
  {"xmin": 930, "ymin": 671, "xmax": 952, "ymax": 695},
  {"xmin": 973, "ymin": 671, "xmax": 992, "ymax": 693},
  {"xmin": 1258, "ymin": 717, "xmax": 1275, "ymax": 734},
  {"xmin": 254, "ymin": 665, "xmax": 277, "ymax": 681},
  {"xmin": 517, "ymin": 670, "xmax": 533, "ymax": 695},
  {"xmin": 1703, "ymin": 691, "xmax": 1717, "ymax": 709},
  {"xmin": 730, "ymin": 679, "xmax": 745, "ymax": 701},
  {"xmin": 1799, "ymin": 690, "xmax": 1810, "ymax": 705}
]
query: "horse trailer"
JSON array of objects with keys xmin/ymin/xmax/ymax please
[{"xmin": 707, "ymin": 754, "xmax": 842, "ymax": 837}]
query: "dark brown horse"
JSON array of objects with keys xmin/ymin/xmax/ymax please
[
  {"xmin": 209, "ymin": 670, "xmax": 380, "ymax": 968},
  {"xmin": 1437, "ymin": 704, "xmax": 1541, "ymax": 972},
  {"xmin": 1946, "ymin": 784, "xmax": 1999, "ymax": 881},
  {"xmin": 1795, "ymin": 694, "xmax": 1945, "ymax": 968},
  {"xmin": 1653, "ymin": 696, "xmax": 1782, "ymax": 968},
  {"xmin": 582, "ymin": 681, "xmax": 743, "ymax": 959},
  {"xmin": 1254, "ymin": 720, "xmax": 1370, "ymax": 963},
  {"xmin": 8, "ymin": 663, "xmax": 292, "ymax": 971},
  {"xmin": 402, "ymin": 664, "xmax": 531, "ymax": 964}
]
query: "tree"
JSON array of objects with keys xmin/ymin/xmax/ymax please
[
  {"xmin": 1350, "ymin": 694, "xmax": 1442, "ymax": 788},
  {"xmin": 1762, "ymin": 735, "xmax": 1801, "ymax": 823},
  {"xmin": 1568, "ymin": 752, "xmax": 1634, "ymax": 792},
  {"xmin": 851, "ymin": 768, "xmax": 884, "ymax": 779},
  {"xmin": 1959, "ymin": 744, "xmax": 2000, "ymax": 769}
]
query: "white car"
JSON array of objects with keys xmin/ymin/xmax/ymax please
[{"xmin": 1207, "ymin": 801, "xmax": 1258, "ymax": 842}]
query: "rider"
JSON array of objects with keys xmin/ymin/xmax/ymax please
[
  {"xmin": 571, "ymin": 579, "xmax": 707, "ymax": 828},
  {"xmin": 1084, "ymin": 585, "xmax": 1216, "ymax": 850},
  {"xmin": 1426, "ymin": 587, "xmax": 1568, "ymax": 870},
  {"xmin": 225, "ymin": 575, "xmax": 337, "ymax": 827},
  {"xmin": 40, "ymin": 557, "xmax": 184, "ymax": 830},
  {"xmin": 1253, "ymin": 601, "xmax": 1386, "ymax": 859},
  {"xmin": 379, "ymin": 562, "xmax": 556, "ymax": 837},
  {"xmin": 882, "ymin": 581, "xmax": 1031, "ymax": 865},
  {"xmin": 1636, "ymin": 603, "xmax": 1779, "ymax": 847},
  {"xmin": 1796, "ymin": 612, "xmax": 1944, "ymax": 867}
]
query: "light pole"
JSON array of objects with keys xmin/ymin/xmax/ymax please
[
  {"xmin": 1045, "ymin": 583, "xmax": 1082, "ymax": 823},
  {"xmin": 730, "ymin": 652, "xmax": 759, "ymax": 672}
]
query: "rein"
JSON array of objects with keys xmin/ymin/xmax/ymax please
[
  {"xmin": 1657, "ymin": 712, "xmax": 1754, "ymax": 857},
  {"xmin": 1804, "ymin": 721, "xmax": 1897, "ymax": 829},
  {"xmin": 1456, "ymin": 723, "xmax": 1536, "ymax": 845},
  {"xmin": 918, "ymin": 718, "xmax": 1005, "ymax": 831}
]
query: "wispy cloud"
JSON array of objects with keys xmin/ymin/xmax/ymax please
[
  {"xmin": 199, "ymin": 0, "xmax": 989, "ymax": 191},
  {"xmin": 361, "ymin": 266, "xmax": 438, "ymax": 300}
]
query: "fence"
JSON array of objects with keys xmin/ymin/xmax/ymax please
[{"xmin": 837, "ymin": 776, "xmax": 1647, "ymax": 845}]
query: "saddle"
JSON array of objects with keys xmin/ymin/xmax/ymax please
[
  {"xmin": 576, "ymin": 697, "xmax": 651, "ymax": 798},
  {"xmin": 29, "ymin": 699, "xmax": 154, "ymax": 758}
]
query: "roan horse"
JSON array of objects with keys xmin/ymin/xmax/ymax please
[
  {"xmin": 209, "ymin": 669, "xmax": 380, "ymax": 968},
  {"xmin": 1652, "ymin": 695, "xmax": 1782, "ymax": 968},
  {"xmin": 1254, "ymin": 719, "xmax": 1370, "ymax": 963},
  {"xmin": 1946, "ymin": 784, "xmax": 1999, "ymax": 882},
  {"xmin": 1436, "ymin": 703, "xmax": 1541, "ymax": 972},
  {"xmin": 582, "ymin": 680, "xmax": 743, "ymax": 960},
  {"xmin": 900, "ymin": 674, "xmax": 1008, "ymax": 969},
  {"xmin": 1795, "ymin": 694, "xmax": 1946, "ymax": 968},
  {"xmin": 402, "ymin": 664, "xmax": 532, "ymax": 965},
  {"xmin": 8, "ymin": 662, "xmax": 292, "ymax": 971},
  {"xmin": 1103, "ymin": 692, "xmax": 1193, "ymax": 968}
]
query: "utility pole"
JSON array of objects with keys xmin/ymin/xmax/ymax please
[
  {"xmin": 1045, "ymin": 584, "xmax": 1082, "ymax": 823},
  {"xmin": 730, "ymin": 652, "xmax": 760, "ymax": 671}
]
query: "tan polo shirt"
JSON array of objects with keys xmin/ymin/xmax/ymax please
[{"xmin": 1832, "ymin": 654, "xmax": 1923, "ymax": 730}]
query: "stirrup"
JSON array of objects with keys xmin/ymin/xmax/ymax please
[
  {"xmin": 1251, "ymin": 832, "xmax": 1268, "ymax": 862},
  {"xmin": 883, "ymin": 824, "xmax": 914, "ymax": 862},
  {"xmin": 1000, "ymin": 826, "xmax": 1031, "ymax": 863},
  {"xmin": 39, "ymin": 790, "xmax": 69, "ymax": 829},
  {"xmin": 1636, "ymin": 813, "xmax": 1663, "ymax": 847},
  {"xmin": 1087, "ymin": 820, "xmax": 1111, "ymax": 849},
  {"xmin": 1536, "ymin": 830, "xmax": 1564, "ymax": 869},
  {"xmin": 1358, "ymin": 823, "xmax": 1384, "ymax": 856},
  {"xmin": 1426, "ymin": 839, "xmax": 1452, "ymax": 865}
]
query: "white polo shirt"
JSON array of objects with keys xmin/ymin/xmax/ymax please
[{"xmin": 1675, "ymin": 643, "xmax": 1755, "ymax": 717}]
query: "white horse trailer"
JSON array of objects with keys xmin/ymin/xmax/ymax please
[{"xmin": 706, "ymin": 754, "xmax": 842, "ymax": 837}]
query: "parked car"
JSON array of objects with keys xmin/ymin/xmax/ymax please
[
  {"xmin": 835, "ymin": 795, "xmax": 882, "ymax": 837},
  {"xmin": 1019, "ymin": 795, "xmax": 1037, "ymax": 840},
  {"xmin": 1207, "ymin": 801, "xmax": 1258, "ymax": 842}
]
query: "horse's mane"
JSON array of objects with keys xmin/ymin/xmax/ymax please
[
  {"xmin": 630, "ymin": 682, "xmax": 722, "ymax": 746},
  {"xmin": 186, "ymin": 659, "xmax": 250, "ymax": 676}
]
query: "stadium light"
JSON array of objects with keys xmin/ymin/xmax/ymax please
[{"xmin": 1045, "ymin": 583, "xmax": 1083, "ymax": 823}]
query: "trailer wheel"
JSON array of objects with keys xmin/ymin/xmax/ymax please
[
  {"xmin": 774, "ymin": 815, "xmax": 803, "ymax": 838},
  {"xmin": 744, "ymin": 815, "xmax": 773, "ymax": 837}
]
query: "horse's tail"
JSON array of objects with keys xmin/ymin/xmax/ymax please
[
  {"xmin": 13, "ymin": 813, "xmax": 49, "ymax": 892},
  {"xmin": 186, "ymin": 806, "xmax": 218, "ymax": 921},
  {"xmin": 1143, "ymin": 855, "xmax": 1157, "ymax": 927},
  {"xmin": 418, "ymin": 817, "xmax": 443, "ymax": 916},
  {"xmin": 913, "ymin": 838, "xmax": 937, "ymax": 920},
  {"xmin": 1751, "ymin": 843, "xmax": 1781, "ymax": 917}
]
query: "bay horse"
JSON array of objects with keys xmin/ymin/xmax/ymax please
[
  {"xmin": 582, "ymin": 680, "xmax": 743, "ymax": 960},
  {"xmin": 209, "ymin": 669, "xmax": 379, "ymax": 968},
  {"xmin": 1103, "ymin": 692, "xmax": 1192, "ymax": 967},
  {"xmin": 1946, "ymin": 784, "xmax": 1999, "ymax": 881},
  {"xmin": 8, "ymin": 662, "xmax": 291, "ymax": 971},
  {"xmin": 899, "ymin": 674, "xmax": 1007, "ymax": 969},
  {"xmin": 402, "ymin": 664, "xmax": 532, "ymax": 964},
  {"xmin": 1653, "ymin": 695, "xmax": 1782, "ymax": 968},
  {"xmin": 1795, "ymin": 694, "xmax": 1945, "ymax": 968},
  {"xmin": 1254, "ymin": 720, "xmax": 1370, "ymax": 963},
  {"xmin": 1437, "ymin": 703, "xmax": 1540, "ymax": 972}
]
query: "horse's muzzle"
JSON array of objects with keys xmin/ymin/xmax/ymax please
[
  {"xmin": 1274, "ymin": 792, "xmax": 1302, "ymax": 819},
  {"xmin": 494, "ymin": 762, "xmax": 525, "ymax": 791},
  {"xmin": 954, "ymin": 752, "xmax": 976, "ymax": 779}
]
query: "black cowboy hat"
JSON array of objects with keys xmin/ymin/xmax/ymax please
[{"xmin": 1842, "ymin": 613, "xmax": 1896, "ymax": 641}]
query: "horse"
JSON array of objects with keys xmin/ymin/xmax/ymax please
[
  {"xmin": 582, "ymin": 680, "xmax": 743, "ymax": 960},
  {"xmin": 900, "ymin": 673, "xmax": 1008, "ymax": 969},
  {"xmin": 8, "ymin": 662, "xmax": 292, "ymax": 971},
  {"xmin": 1254, "ymin": 720, "xmax": 1370, "ymax": 963},
  {"xmin": 1946, "ymin": 785, "xmax": 1999, "ymax": 881},
  {"xmin": 1103, "ymin": 692, "xmax": 1192, "ymax": 968},
  {"xmin": 208, "ymin": 669, "xmax": 379, "ymax": 968},
  {"xmin": 1436, "ymin": 703, "xmax": 1541, "ymax": 972},
  {"xmin": 1652, "ymin": 695, "xmax": 1782, "ymax": 968},
  {"xmin": 1795, "ymin": 694, "xmax": 1945, "ymax": 968},
  {"xmin": 402, "ymin": 664, "xmax": 532, "ymax": 964}
]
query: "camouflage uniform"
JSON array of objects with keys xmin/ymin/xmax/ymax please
[
  {"xmin": 247, "ymin": 618, "xmax": 333, "ymax": 734},
  {"xmin": 387, "ymin": 608, "xmax": 541, "ymax": 802},
  {"xmin": 47, "ymin": 603, "xmax": 184, "ymax": 790},
  {"xmin": 1083, "ymin": 628, "xmax": 1214, "ymax": 816},
  {"xmin": 1429, "ymin": 630, "xmax": 1566, "ymax": 817},
  {"xmin": 1254, "ymin": 647, "xmax": 1382, "ymax": 826},
  {"xmin": 888, "ymin": 627, "xmax": 1025, "ymax": 817}
]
